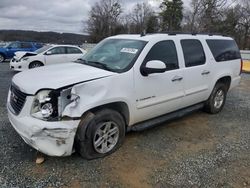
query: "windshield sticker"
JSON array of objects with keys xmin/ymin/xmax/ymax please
[{"xmin": 120, "ymin": 48, "xmax": 138, "ymax": 54}]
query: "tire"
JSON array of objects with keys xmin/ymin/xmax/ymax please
[
  {"xmin": 29, "ymin": 61, "xmax": 43, "ymax": 69},
  {"xmin": 75, "ymin": 109, "xmax": 125, "ymax": 159},
  {"xmin": 204, "ymin": 82, "xmax": 227, "ymax": 114},
  {"xmin": 0, "ymin": 54, "xmax": 5, "ymax": 63}
]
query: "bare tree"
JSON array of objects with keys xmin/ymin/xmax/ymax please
[
  {"xmin": 86, "ymin": 0, "xmax": 122, "ymax": 42},
  {"xmin": 128, "ymin": 2, "xmax": 155, "ymax": 34},
  {"xmin": 238, "ymin": 0, "xmax": 250, "ymax": 49}
]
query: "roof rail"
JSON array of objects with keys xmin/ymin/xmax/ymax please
[{"xmin": 147, "ymin": 31, "xmax": 225, "ymax": 36}]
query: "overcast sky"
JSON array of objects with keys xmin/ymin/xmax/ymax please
[{"xmin": 0, "ymin": 0, "xmax": 190, "ymax": 34}]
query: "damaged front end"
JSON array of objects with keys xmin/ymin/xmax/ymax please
[
  {"xmin": 7, "ymin": 86, "xmax": 81, "ymax": 156},
  {"xmin": 12, "ymin": 51, "xmax": 37, "ymax": 62}
]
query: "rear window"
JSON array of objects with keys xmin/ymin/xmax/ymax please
[
  {"xmin": 181, "ymin": 39, "xmax": 206, "ymax": 67},
  {"xmin": 21, "ymin": 42, "xmax": 32, "ymax": 48},
  {"xmin": 66, "ymin": 47, "xmax": 82, "ymax": 54},
  {"xmin": 206, "ymin": 39, "xmax": 241, "ymax": 62}
]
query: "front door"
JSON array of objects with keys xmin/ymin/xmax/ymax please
[
  {"xmin": 45, "ymin": 47, "xmax": 67, "ymax": 65},
  {"xmin": 134, "ymin": 40, "xmax": 184, "ymax": 123}
]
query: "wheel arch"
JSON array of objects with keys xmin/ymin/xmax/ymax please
[
  {"xmin": 29, "ymin": 60, "xmax": 44, "ymax": 68},
  {"xmin": 82, "ymin": 102, "xmax": 130, "ymax": 127},
  {"xmin": 215, "ymin": 76, "xmax": 231, "ymax": 91}
]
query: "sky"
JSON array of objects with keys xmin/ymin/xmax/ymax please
[{"xmin": 0, "ymin": 0, "xmax": 190, "ymax": 34}]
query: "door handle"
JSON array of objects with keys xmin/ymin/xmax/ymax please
[
  {"xmin": 201, "ymin": 70, "xmax": 210, "ymax": 75},
  {"xmin": 172, "ymin": 76, "xmax": 183, "ymax": 82}
]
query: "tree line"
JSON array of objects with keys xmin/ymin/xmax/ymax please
[
  {"xmin": 0, "ymin": 30, "xmax": 89, "ymax": 45},
  {"xmin": 86, "ymin": 0, "xmax": 250, "ymax": 50}
]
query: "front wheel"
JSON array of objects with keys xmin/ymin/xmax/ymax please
[
  {"xmin": 0, "ymin": 54, "xmax": 5, "ymax": 63},
  {"xmin": 75, "ymin": 109, "xmax": 125, "ymax": 159},
  {"xmin": 204, "ymin": 83, "xmax": 227, "ymax": 114},
  {"xmin": 29, "ymin": 61, "xmax": 43, "ymax": 69}
]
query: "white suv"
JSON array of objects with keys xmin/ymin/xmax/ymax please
[{"xmin": 7, "ymin": 34, "xmax": 242, "ymax": 159}]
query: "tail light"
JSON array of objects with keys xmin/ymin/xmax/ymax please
[{"xmin": 240, "ymin": 59, "xmax": 243, "ymax": 75}]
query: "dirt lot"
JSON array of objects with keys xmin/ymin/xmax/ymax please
[{"xmin": 0, "ymin": 62, "xmax": 249, "ymax": 188}]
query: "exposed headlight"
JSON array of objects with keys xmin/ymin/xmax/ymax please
[{"xmin": 31, "ymin": 90, "xmax": 59, "ymax": 121}]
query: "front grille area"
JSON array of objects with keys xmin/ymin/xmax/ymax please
[{"xmin": 9, "ymin": 84, "xmax": 27, "ymax": 115}]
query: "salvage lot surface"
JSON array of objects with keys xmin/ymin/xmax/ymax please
[{"xmin": 0, "ymin": 62, "xmax": 249, "ymax": 188}]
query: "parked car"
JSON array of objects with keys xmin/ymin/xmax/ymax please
[
  {"xmin": 241, "ymin": 50, "xmax": 250, "ymax": 73},
  {"xmin": 10, "ymin": 45, "xmax": 87, "ymax": 71},
  {"xmin": 7, "ymin": 34, "xmax": 241, "ymax": 159},
  {"xmin": 0, "ymin": 41, "xmax": 42, "ymax": 62}
]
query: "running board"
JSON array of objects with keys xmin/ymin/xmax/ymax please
[{"xmin": 128, "ymin": 103, "xmax": 204, "ymax": 132}]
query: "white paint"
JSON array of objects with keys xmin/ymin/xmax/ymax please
[
  {"xmin": 10, "ymin": 44, "xmax": 86, "ymax": 71},
  {"xmin": 8, "ymin": 33, "xmax": 241, "ymax": 156}
]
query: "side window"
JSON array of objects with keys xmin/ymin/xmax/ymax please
[
  {"xmin": 21, "ymin": 42, "xmax": 32, "ymax": 49},
  {"xmin": 48, "ymin": 47, "xmax": 66, "ymax": 55},
  {"xmin": 206, "ymin": 39, "xmax": 241, "ymax": 62},
  {"xmin": 66, "ymin": 47, "xmax": 82, "ymax": 54},
  {"xmin": 9, "ymin": 42, "xmax": 20, "ymax": 48},
  {"xmin": 181, "ymin": 39, "xmax": 206, "ymax": 67},
  {"xmin": 143, "ymin": 40, "xmax": 179, "ymax": 70}
]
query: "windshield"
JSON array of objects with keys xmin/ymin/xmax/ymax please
[
  {"xmin": 82, "ymin": 39, "xmax": 147, "ymax": 72},
  {"xmin": 35, "ymin": 45, "xmax": 52, "ymax": 54},
  {"xmin": 3, "ymin": 43, "xmax": 10, "ymax": 48}
]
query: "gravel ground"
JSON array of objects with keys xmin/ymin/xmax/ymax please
[{"xmin": 0, "ymin": 62, "xmax": 249, "ymax": 188}]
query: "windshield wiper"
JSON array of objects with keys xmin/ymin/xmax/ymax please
[{"xmin": 82, "ymin": 60, "xmax": 113, "ymax": 72}]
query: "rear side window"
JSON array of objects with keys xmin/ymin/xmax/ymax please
[
  {"xmin": 181, "ymin": 39, "xmax": 206, "ymax": 67},
  {"xmin": 66, "ymin": 47, "xmax": 82, "ymax": 54},
  {"xmin": 21, "ymin": 42, "xmax": 32, "ymax": 48},
  {"xmin": 143, "ymin": 40, "xmax": 179, "ymax": 70},
  {"xmin": 206, "ymin": 39, "xmax": 241, "ymax": 62},
  {"xmin": 48, "ymin": 47, "xmax": 66, "ymax": 55}
]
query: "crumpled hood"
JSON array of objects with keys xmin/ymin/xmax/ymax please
[
  {"xmin": 12, "ymin": 63, "xmax": 116, "ymax": 94},
  {"xmin": 13, "ymin": 51, "xmax": 37, "ymax": 60}
]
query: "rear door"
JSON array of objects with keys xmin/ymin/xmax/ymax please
[
  {"xmin": 181, "ymin": 39, "xmax": 211, "ymax": 107},
  {"xmin": 66, "ymin": 47, "xmax": 83, "ymax": 62},
  {"xmin": 44, "ymin": 47, "xmax": 67, "ymax": 65}
]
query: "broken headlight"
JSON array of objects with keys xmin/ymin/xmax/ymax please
[{"xmin": 31, "ymin": 90, "xmax": 59, "ymax": 120}]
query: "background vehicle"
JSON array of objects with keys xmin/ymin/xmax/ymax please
[
  {"xmin": 241, "ymin": 50, "xmax": 250, "ymax": 73},
  {"xmin": 0, "ymin": 41, "xmax": 42, "ymax": 62},
  {"xmin": 7, "ymin": 34, "xmax": 241, "ymax": 159},
  {"xmin": 10, "ymin": 45, "xmax": 86, "ymax": 71}
]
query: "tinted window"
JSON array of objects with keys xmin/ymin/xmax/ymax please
[
  {"xmin": 48, "ymin": 47, "xmax": 66, "ymax": 55},
  {"xmin": 206, "ymin": 39, "xmax": 241, "ymax": 62},
  {"xmin": 181, "ymin": 39, "xmax": 206, "ymax": 67},
  {"xmin": 21, "ymin": 42, "xmax": 32, "ymax": 48},
  {"xmin": 143, "ymin": 40, "xmax": 179, "ymax": 70},
  {"xmin": 67, "ymin": 47, "xmax": 82, "ymax": 54}
]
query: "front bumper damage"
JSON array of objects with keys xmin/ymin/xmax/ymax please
[{"xmin": 7, "ymin": 95, "xmax": 80, "ymax": 156}]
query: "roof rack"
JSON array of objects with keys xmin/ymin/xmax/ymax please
[{"xmin": 145, "ymin": 31, "xmax": 226, "ymax": 37}]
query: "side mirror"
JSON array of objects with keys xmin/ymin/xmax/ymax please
[
  {"xmin": 141, "ymin": 60, "xmax": 167, "ymax": 76},
  {"xmin": 45, "ymin": 51, "xmax": 52, "ymax": 55}
]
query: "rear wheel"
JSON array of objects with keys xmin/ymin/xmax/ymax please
[
  {"xmin": 204, "ymin": 83, "xmax": 227, "ymax": 114},
  {"xmin": 75, "ymin": 109, "xmax": 125, "ymax": 159},
  {"xmin": 29, "ymin": 61, "xmax": 43, "ymax": 69},
  {"xmin": 0, "ymin": 54, "xmax": 5, "ymax": 63}
]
